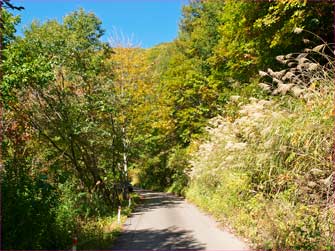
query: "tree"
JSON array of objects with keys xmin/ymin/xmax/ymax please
[
  {"xmin": 1, "ymin": 9, "xmax": 127, "ymax": 248},
  {"xmin": 107, "ymin": 41, "xmax": 176, "ymax": 189},
  {"xmin": 210, "ymin": 0, "xmax": 334, "ymax": 81},
  {"xmin": 157, "ymin": 1, "xmax": 229, "ymax": 145},
  {"xmin": 0, "ymin": 2, "xmax": 22, "ymax": 176}
]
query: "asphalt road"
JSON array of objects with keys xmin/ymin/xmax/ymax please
[{"xmin": 112, "ymin": 189, "xmax": 249, "ymax": 250}]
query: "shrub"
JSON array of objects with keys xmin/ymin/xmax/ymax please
[{"xmin": 166, "ymin": 147, "xmax": 191, "ymax": 196}]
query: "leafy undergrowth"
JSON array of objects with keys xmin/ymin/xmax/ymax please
[
  {"xmin": 76, "ymin": 193, "xmax": 141, "ymax": 250},
  {"xmin": 186, "ymin": 42, "xmax": 334, "ymax": 250}
]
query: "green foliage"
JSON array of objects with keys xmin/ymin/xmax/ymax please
[
  {"xmin": 137, "ymin": 153, "xmax": 171, "ymax": 191},
  {"xmin": 211, "ymin": 0, "xmax": 334, "ymax": 81},
  {"xmin": 1, "ymin": 8, "xmax": 20, "ymax": 48},
  {"xmin": 179, "ymin": 0, "xmax": 223, "ymax": 62},
  {"xmin": 166, "ymin": 147, "xmax": 190, "ymax": 196},
  {"xmin": 2, "ymin": 158, "xmax": 70, "ymax": 249},
  {"xmin": 63, "ymin": 8, "xmax": 105, "ymax": 49},
  {"xmin": 3, "ymin": 7, "xmax": 123, "ymax": 206},
  {"xmin": 162, "ymin": 1, "xmax": 224, "ymax": 144}
]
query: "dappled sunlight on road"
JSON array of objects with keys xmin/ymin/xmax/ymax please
[{"xmin": 111, "ymin": 189, "xmax": 249, "ymax": 250}]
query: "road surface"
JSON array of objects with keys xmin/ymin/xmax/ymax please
[{"xmin": 112, "ymin": 189, "xmax": 249, "ymax": 250}]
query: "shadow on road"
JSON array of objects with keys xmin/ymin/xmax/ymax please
[
  {"xmin": 133, "ymin": 189, "xmax": 184, "ymax": 214},
  {"xmin": 111, "ymin": 189, "xmax": 206, "ymax": 250},
  {"xmin": 112, "ymin": 227, "xmax": 206, "ymax": 250}
]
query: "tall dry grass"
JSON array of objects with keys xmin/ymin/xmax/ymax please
[{"xmin": 186, "ymin": 31, "xmax": 334, "ymax": 249}]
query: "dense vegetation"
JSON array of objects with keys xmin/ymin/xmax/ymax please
[
  {"xmin": 1, "ymin": 6, "xmax": 139, "ymax": 249},
  {"xmin": 1, "ymin": 0, "xmax": 334, "ymax": 249}
]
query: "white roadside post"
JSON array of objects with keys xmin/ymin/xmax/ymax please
[{"xmin": 117, "ymin": 205, "xmax": 121, "ymax": 224}]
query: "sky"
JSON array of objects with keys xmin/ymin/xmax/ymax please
[{"xmin": 12, "ymin": 0, "xmax": 188, "ymax": 48}]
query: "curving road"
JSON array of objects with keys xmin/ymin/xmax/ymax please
[{"xmin": 111, "ymin": 189, "xmax": 249, "ymax": 250}]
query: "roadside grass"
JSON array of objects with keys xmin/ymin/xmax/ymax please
[{"xmin": 75, "ymin": 193, "xmax": 141, "ymax": 250}]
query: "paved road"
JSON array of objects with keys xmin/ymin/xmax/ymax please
[{"xmin": 112, "ymin": 189, "xmax": 249, "ymax": 250}]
